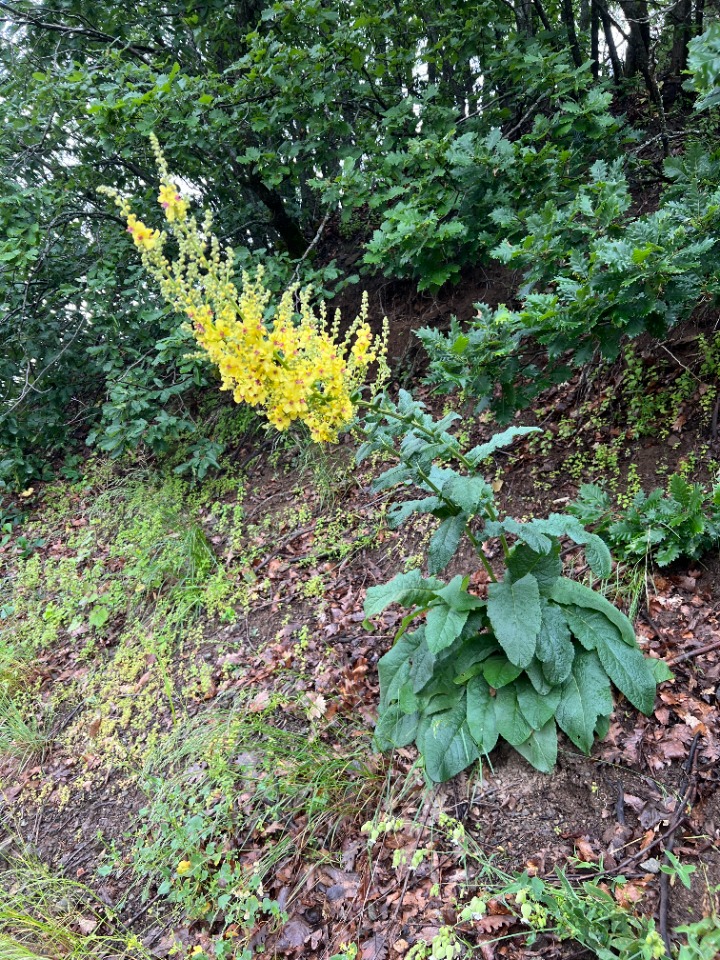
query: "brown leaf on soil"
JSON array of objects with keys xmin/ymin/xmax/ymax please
[
  {"xmin": 475, "ymin": 914, "xmax": 516, "ymax": 934},
  {"xmin": 361, "ymin": 934, "xmax": 387, "ymax": 960},
  {"xmin": 275, "ymin": 917, "xmax": 312, "ymax": 951},
  {"xmin": 574, "ymin": 837, "xmax": 597, "ymax": 862},
  {"xmin": 614, "ymin": 881, "xmax": 647, "ymax": 908}
]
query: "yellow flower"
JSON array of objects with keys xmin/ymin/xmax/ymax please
[
  {"xmin": 126, "ymin": 214, "xmax": 160, "ymax": 251},
  {"xmin": 176, "ymin": 860, "xmax": 192, "ymax": 876},
  {"xmin": 158, "ymin": 183, "xmax": 188, "ymax": 222}
]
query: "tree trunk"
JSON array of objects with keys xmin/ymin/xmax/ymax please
[
  {"xmin": 598, "ymin": 1, "xmax": 623, "ymax": 82},
  {"xmin": 561, "ymin": 0, "xmax": 584, "ymax": 67},
  {"xmin": 668, "ymin": 0, "xmax": 693, "ymax": 75},
  {"xmin": 515, "ymin": 0, "xmax": 534, "ymax": 36},
  {"xmin": 619, "ymin": 0, "xmax": 651, "ymax": 78},
  {"xmin": 591, "ymin": 0, "xmax": 600, "ymax": 79}
]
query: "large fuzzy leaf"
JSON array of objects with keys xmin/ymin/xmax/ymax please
[
  {"xmin": 466, "ymin": 426, "xmax": 540, "ymax": 465},
  {"xmin": 466, "ymin": 675, "xmax": 499, "ymax": 753},
  {"xmin": 536, "ymin": 601, "xmax": 575, "ymax": 685},
  {"xmin": 594, "ymin": 627, "xmax": 657, "ymax": 715},
  {"xmin": 487, "ymin": 573, "xmax": 542, "ymax": 668},
  {"xmin": 387, "ymin": 496, "xmax": 442, "ymax": 528},
  {"xmin": 563, "ymin": 604, "xmax": 622, "ymax": 652},
  {"xmin": 364, "ymin": 569, "xmax": 441, "ymax": 617},
  {"xmin": 507, "ymin": 542, "xmax": 562, "ymax": 594},
  {"xmin": 374, "ymin": 706, "xmax": 419, "ymax": 751},
  {"xmin": 514, "ymin": 720, "xmax": 558, "ymax": 773},
  {"xmin": 515, "ymin": 676, "xmax": 561, "ymax": 729},
  {"xmin": 549, "ymin": 577, "xmax": 637, "ymax": 647},
  {"xmin": 555, "ymin": 650, "xmax": 614, "ymax": 753},
  {"xmin": 428, "ymin": 513, "xmax": 467, "ymax": 573},
  {"xmin": 481, "ymin": 656, "xmax": 522, "ymax": 689},
  {"xmin": 377, "ymin": 628, "xmax": 425, "ymax": 711},
  {"xmin": 493, "ymin": 684, "xmax": 533, "ymax": 745},
  {"xmin": 426, "ymin": 603, "xmax": 470, "ymax": 654},
  {"xmin": 417, "ymin": 699, "xmax": 479, "ymax": 782}
]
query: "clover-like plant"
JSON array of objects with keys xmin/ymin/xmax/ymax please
[{"xmin": 360, "ymin": 392, "xmax": 671, "ymax": 780}]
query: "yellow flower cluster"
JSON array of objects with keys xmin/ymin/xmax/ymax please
[
  {"xmin": 100, "ymin": 136, "xmax": 387, "ymax": 443},
  {"xmin": 126, "ymin": 214, "xmax": 160, "ymax": 251},
  {"xmin": 158, "ymin": 182, "xmax": 188, "ymax": 222}
]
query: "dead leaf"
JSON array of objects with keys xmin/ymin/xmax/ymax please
[
  {"xmin": 361, "ymin": 934, "xmax": 387, "ymax": 960},
  {"xmin": 275, "ymin": 918, "xmax": 312, "ymax": 951}
]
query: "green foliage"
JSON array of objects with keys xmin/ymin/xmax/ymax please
[
  {"xmin": 1, "ymin": 468, "xmax": 242, "ymax": 666},
  {"xmin": 687, "ymin": 23, "xmax": 720, "ymax": 112},
  {"xmin": 0, "ymin": 857, "xmax": 149, "ymax": 959},
  {"xmin": 123, "ymin": 705, "xmax": 375, "ymax": 958},
  {"xmin": 356, "ymin": 59, "xmax": 625, "ymax": 290},
  {"xmin": 569, "ymin": 475, "xmax": 720, "ymax": 568},
  {"xmin": 419, "ymin": 156, "xmax": 720, "ymax": 419},
  {"xmin": 360, "ymin": 392, "xmax": 666, "ymax": 781},
  {"xmin": 492, "ymin": 870, "xmax": 670, "ymax": 959}
]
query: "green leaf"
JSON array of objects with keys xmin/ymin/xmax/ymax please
[
  {"xmin": 435, "ymin": 575, "xmax": 485, "ymax": 612},
  {"xmin": 89, "ymin": 605, "xmax": 110, "ymax": 628},
  {"xmin": 556, "ymin": 650, "xmax": 614, "ymax": 753},
  {"xmin": 466, "ymin": 426, "xmax": 540, "ymax": 464},
  {"xmin": 441, "ymin": 474, "xmax": 493, "ymax": 515},
  {"xmin": 417, "ymin": 699, "xmax": 479, "ymax": 782},
  {"xmin": 507, "ymin": 542, "xmax": 562, "ymax": 593},
  {"xmin": 378, "ymin": 629, "xmax": 425, "ymax": 710},
  {"xmin": 364, "ymin": 569, "xmax": 441, "ymax": 617},
  {"xmin": 563, "ymin": 604, "xmax": 621, "ymax": 652},
  {"xmin": 426, "ymin": 602, "xmax": 470, "ymax": 654},
  {"xmin": 398, "ymin": 683, "xmax": 420, "ymax": 714},
  {"xmin": 466, "ymin": 675, "xmax": 499, "ymax": 753},
  {"xmin": 515, "ymin": 676, "xmax": 561, "ymax": 729},
  {"xmin": 428, "ymin": 513, "xmax": 467, "ymax": 573},
  {"xmin": 374, "ymin": 706, "xmax": 420, "ymax": 751},
  {"xmin": 494, "ymin": 685, "xmax": 533, "ymax": 745},
  {"xmin": 411, "ymin": 638, "xmax": 437, "ymax": 693},
  {"xmin": 525, "ymin": 658, "xmax": 556, "ymax": 695},
  {"xmin": 487, "ymin": 574, "xmax": 541, "ymax": 668},
  {"xmin": 549, "ymin": 577, "xmax": 637, "ymax": 647},
  {"xmin": 387, "ymin": 496, "xmax": 442, "ymax": 528},
  {"xmin": 481, "ymin": 656, "xmax": 523, "ymax": 689},
  {"xmin": 649, "ymin": 658, "xmax": 674, "ymax": 684},
  {"xmin": 529, "ymin": 515, "xmax": 612, "ymax": 578},
  {"xmin": 514, "ymin": 720, "xmax": 558, "ymax": 773},
  {"xmin": 536, "ymin": 602, "xmax": 575, "ymax": 685},
  {"xmin": 595, "ymin": 628, "xmax": 657, "ymax": 715}
]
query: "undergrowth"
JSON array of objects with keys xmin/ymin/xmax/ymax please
[{"xmin": 108, "ymin": 701, "xmax": 378, "ymax": 959}]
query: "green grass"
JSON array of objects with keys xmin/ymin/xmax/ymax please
[
  {"xmin": 0, "ymin": 857, "xmax": 150, "ymax": 960},
  {"xmin": 107, "ymin": 698, "xmax": 378, "ymax": 957},
  {"xmin": 0, "ymin": 695, "xmax": 52, "ymax": 769}
]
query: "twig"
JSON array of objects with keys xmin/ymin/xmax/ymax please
[
  {"xmin": 658, "ymin": 343, "xmax": 704, "ymax": 385},
  {"xmin": 124, "ymin": 892, "xmax": 162, "ymax": 926},
  {"xmin": 615, "ymin": 782, "xmax": 626, "ymax": 826},
  {"xmin": 253, "ymin": 524, "xmax": 317, "ymax": 571},
  {"xmin": 291, "ymin": 207, "xmax": 335, "ymax": 284},
  {"xmin": 667, "ymin": 638, "xmax": 720, "ymax": 666},
  {"xmin": 659, "ymin": 732, "xmax": 701, "ymax": 958}
]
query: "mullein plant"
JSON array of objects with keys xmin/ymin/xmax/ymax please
[{"xmin": 101, "ymin": 140, "xmax": 670, "ymax": 780}]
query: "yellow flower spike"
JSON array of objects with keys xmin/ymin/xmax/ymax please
[{"xmin": 103, "ymin": 138, "xmax": 388, "ymax": 442}]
